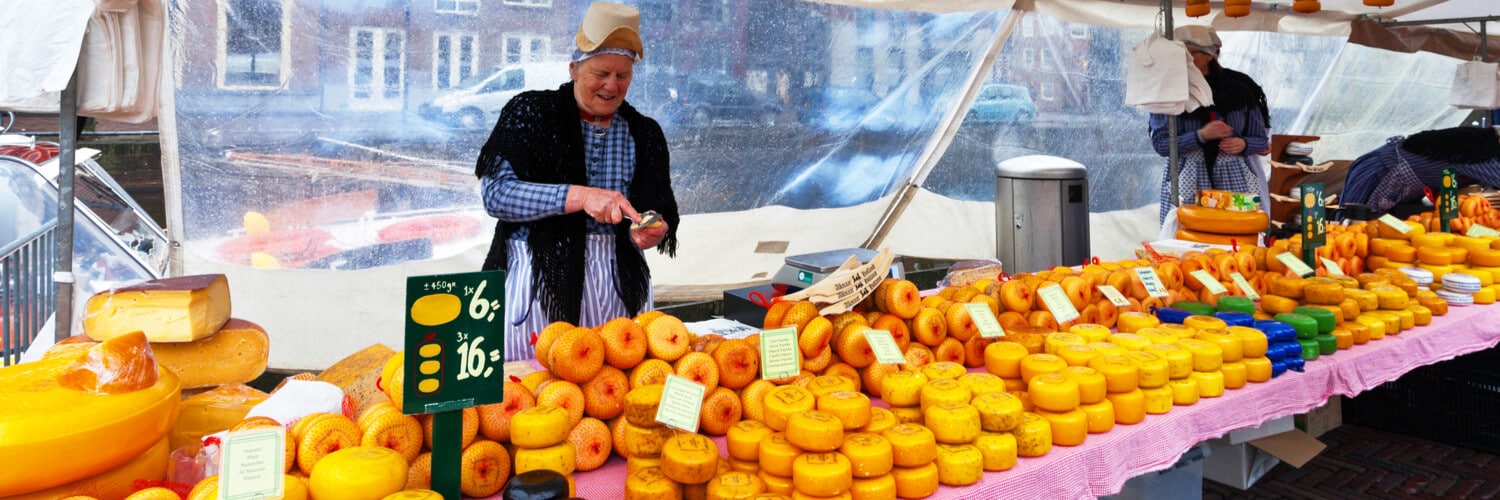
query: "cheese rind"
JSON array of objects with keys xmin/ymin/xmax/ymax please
[
  {"xmin": 514, "ymin": 442, "xmax": 577, "ymax": 475},
  {"xmin": 933, "ymin": 444, "xmax": 984, "ymax": 486},
  {"xmin": 314, "ymin": 343, "xmax": 393, "ymax": 416},
  {"xmin": 661, "ymin": 434, "xmax": 720, "ymax": 484},
  {"xmin": 83, "ymin": 274, "xmax": 231, "ymax": 343},
  {"xmin": 169, "ymin": 383, "xmax": 269, "ymax": 451},
  {"xmin": 791, "ymin": 452, "xmax": 852, "ymax": 496},
  {"xmin": 6, "ymin": 437, "xmax": 169, "ymax": 500}
]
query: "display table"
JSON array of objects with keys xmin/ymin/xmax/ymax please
[{"xmin": 495, "ymin": 304, "xmax": 1500, "ymax": 500}]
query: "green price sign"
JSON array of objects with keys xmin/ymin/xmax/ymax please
[
  {"xmin": 1300, "ymin": 182, "xmax": 1326, "ymax": 268},
  {"xmin": 1439, "ymin": 167, "xmax": 1458, "ymax": 233},
  {"xmin": 403, "ymin": 270, "xmax": 507, "ymax": 414}
]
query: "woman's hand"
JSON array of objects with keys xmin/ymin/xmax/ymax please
[
  {"xmin": 566, "ymin": 185, "xmax": 641, "ymax": 224},
  {"xmin": 631, "ymin": 220, "xmax": 668, "ymax": 249},
  {"xmin": 1199, "ymin": 121, "xmax": 1233, "ymax": 141},
  {"xmin": 1219, "ymin": 137, "xmax": 1247, "ymax": 155}
]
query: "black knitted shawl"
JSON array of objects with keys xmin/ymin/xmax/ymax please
[
  {"xmin": 474, "ymin": 82, "xmax": 679, "ymax": 323},
  {"xmin": 1185, "ymin": 63, "xmax": 1258, "ymax": 173}
]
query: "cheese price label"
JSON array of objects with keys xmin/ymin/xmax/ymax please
[
  {"xmin": 965, "ymin": 303, "xmax": 1006, "ymax": 339},
  {"xmin": 655, "ymin": 374, "xmax": 707, "ymax": 433},
  {"xmin": 1377, "ymin": 214, "xmax": 1411, "ymax": 234},
  {"xmin": 1468, "ymin": 224, "xmax": 1500, "ymax": 238},
  {"xmin": 1096, "ymin": 285, "xmax": 1131, "ymax": 307},
  {"xmin": 759, "ymin": 326, "xmax": 801, "ymax": 381},
  {"xmin": 1188, "ymin": 269, "xmax": 1228, "ymax": 295},
  {"xmin": 865, "ymin": 330, "xmax": 906, "ymax": 365},
  {"xmin": 1276, "ymin": 252, "xmax": 1316, "ymax": 277},
  {"xmin": 220, "ymin": 426, "xmax": 286, "ymax": 500},
  {"xmin": 1133, "ymin": 266, "xmax": 1171, "ymax": 298},
  {"xmin": 1229, "ymin": 272, "xmax": 1260, "ymax": 300},
  {"xmin": 1319, "ymin": 257, "xmax": 1346, "ymax": 277},
  {"xmin": 1037, "ymin": 284, "xmax": 1081, "ymax": 324}
]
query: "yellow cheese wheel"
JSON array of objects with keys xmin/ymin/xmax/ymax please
[
  {"xmin": 706, "ymin": 471, "xmax": 765, "ymax": 500},
  {"xmin": 1268, "ymin": 276, "xmax": 1306, "ymax": 298},
  {"xmin": 1418, "ymin": 263, "xmax": 1455, "ymax": 281},
  {"xmin": 1105, "ymin": 389, "xmax": 1146, "ymax": 425},
  {"xmin": 1106, "ymin": 333, "xmax": 1151, "ymax": 351},
  {"xmin": 1332, "ymin": 328, "xmax": 1354, "ymax": 350},
  {"xmin": 1260, "ymin": 295, "xmax": 1299, "ymax": 315},
  {"xmin": 1183, "ymin": 315, "xmax": 1228, "ymax": 332},
  {"xmin": 1411, "ymin": 233, "xmax": 1447, "ymax": 249},
  {"xmin": 881, "ymin": 424, "xmax": 938, "ymax": 467},
  {"xmin": 1177, "ymin": 204, "xmax": 1269, "ymax": 234},
  {"xmin": 1061, "ymin": 366, "xmax": 1107, "ymax": 405},
  {"xmin": 933, "ymin": 444, "xmax": 984, "ymax": 486},
  {"xmin": 1371, "ymin": 310, "xmax": 1405, "ymax": 334},
  {"xmin": 1087, "ymin": 342, "xmax": 1129, "ymax": 356},
  {"xmin": 1345, "ymin": 288, "xmax": 1379, "ymax": 312},
  {"xmin": 972, "ymin": 432, "xmax": 1018, "ymax": 471},
  {"xmin": 818, "ymin": 391, "xmax": 872, "ymax": 431},
  {"xmin": 1227, "ymin": 326, "xmax": 1269, "ymax": 358},
  {"xmin": 728, "ymin": 457, "xmax": 760, "ymax": 475},
  {"xmin": 1141, "ymin": 386, "xmax": 1173, "ymax": 415},
  {"xmin": 1476, "ymin": 287, "xmax": 1498, "ymax": 304},
  {"xmin": 840, "ymin": 433, "xmax": 893, "ymax": 478},
  {"xmin": 758, "ymin": 433, "xmax": 801, "ymax": 477},
  {"xmin": 728, "ymin": 420, "xmax": 775, "ymax": 461},
  {"xmin": 627, "ymin": 454, "xmax": 663, "ymax": 474},
  {"xmin": 848, "ymin": 473, "xmax": 896, "ymax": 500},
  {"xmin": 1408, "ymin": 304, "xmax": 1433, "ymax": 326},
  {"xmin": 890, "ymin": 463, "xmax": 939, "ymax": 500},
  {"xmin": 1417, "ymin": 246, "xmax": 1455, "ymax": 265},
  {"xmin": 626, "ymin": 466, "xmax": 683, "ymax": 500},
  {"xmin": 1192, "ymin": 370, "xmax": 1226, "ymax": 398},
  {"xmin": 1018, "ymin": 354, "xmax": 1069, "ymax": 384},
  {"xmin": 759, "ymin": 470, "xmax": 795, "ymax": 496},
  {"xmin": 1056, "ymin": 342, "xmax": 1104, "ymax": 366},
  {"xmin": 623, "ymin": 422, "xmax": 675, "ymax": 458},
  {"xmin": 1168, "ymin": 377, "xmax": 1200, "ymax": 406},
  {"xmin": 1302, "ymin": 281, "xmax": 1345, "ymax": 306},
  {"xmin": 889, "ymin": 406, "xmax": 924, "ymax": 425},
  {"xmin": 861, "ymin": 407, "xmax": 897, "ymax": 435},
  {"xmin": 1356, "ymin": 314, "xmax": 1388, "ymax": 340},
  {"xmin": 808, "ymin": 375, "xmax": 859, "ymax": 398},
  {"xmin": 1176, "ymin": 339, "xmax": 1224, "ymax": 372},
  {"xmin": 1116, "ymin": 312, "xmax": 1160, "ymax": 333},
  {"xmin": 919, "ymin": 362, "xmax": 966, "ymax": 382},
  {"xmin": 1079, "ymin": 400, "xmax": 1116, "ymax": 434},
  {"xmin": 1138, "ymin": 330, "xmax": 1179, "ymax": 346},
  {"xmin": 1338, "ymin": 298, "xmax": 1362, "ymax": 321},
  {"xmin": 1044, "ymin": 333, "xmax": 1088, "ymax": 355},
  {"xmin": 1386, "ymin": 245, "xmax": 1417, "ymax": 263},
  {"xmin": 1220, "ymin": 361, "xmax": 1248, "ymax": 390},
  {"xmin": 1194, "ymin": 330, "xmax": 1243, "ymax": 363},
  {"xmin": 1369, "ymin": 238, "xmax": 1403, "ymax": 257},
  {"xmin": 0, "ymin": 353, "xmax": 180, "ymax": 496},
  {"xmin": 1146, "ymin": 343, "xmax": 1194, "ymax": 379},
  {"xmin": 1243, "ymin": 356, "xmax": 1272, "ymax": 383},
  {"xmin": 1087, "ymin": 354, "xmax": 1140, "ymax": 393},
  {"xmin": 1157, "ymin": 323, "xmax": 1199, "ymax": 340},
  {"xmin": 971, "ymin": 392, "xmax": 1025, "ymax": 433},
  {"xmin": 1069, "ymin": 323, "xmax": 1113, "ymax": 343},
  {"xmin": 919, "ymin": 379, "xmax": 972, "ymax": 411},
  {"xmin": 1470, "ymin": 249, "xmax": 1500, "ymax": 267},
  {"xmin": 924, "ymin": 402, "xmax": 982, "ymax": 445},
  {"xmin": 515, "ymin": 441, "xmax": 577, "ymax": 475},
  {"xmin": 957, "ymin": 372, "xmax": 1007, "ymax": 399},
  {"xmin": 1124, "ymin": 351, "xmax": 1170, "ymax": 389},
  {"xmin": 792, "ymin": 452, "xmax": 852, "ymax": 496},
  {"xmin": 1373, "ymin": 288, "xmax": 1410, "ymax": 311},
  {"xmin": 983, "ymin": 342, "xmax": 1029, "ymax": 379},
  {"xmin": 1036, "ymin": 409, "xmax": 1089, "ymax": 446},
  {"xmin": 624, "ymin": 384, "xmax": 666, "ymax": 428},
  {"xmin": 878, "ymin": 370, "xmax": 927, "ymax": 408},
  {"xmin": 510, "ymin": 406, "xmax": 572, "ymax": 447},
  {"xmin": 662, "ymin": 434, "xmax": 720, "ymax": 484},
  {"xmin": 1345, "ymin": 321, "xmax": 1371, "ymax": 345},
  {"xmin": 765, "ymin": 386, "xmax": 818, "ymax": 432},
  {"xmin": 1012, "ymin": 413, "xmax": 1053, "ymax": 457},
  {"xmin": 786, "ymin": 410, "xmax": 845, "ymax": 453},
  {"xmin": 1027, "ymin": 373, "xmax": 1082, "ymax": 413},
  {"xmin": 7, "ymin": 437, "xmax": 168, "ymax": 500}
]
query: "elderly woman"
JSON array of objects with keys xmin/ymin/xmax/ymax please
[
  {"xmin": 1340, "ymin": 126, "xmax": 1500, "ymax": 217},
  {"xmin": 1149, "ymin": 26, "xmax": 1270, "ymax": 223},
  {"xmin": 475, "ymin": 2, "xmax": 679, "ymax": 362}
]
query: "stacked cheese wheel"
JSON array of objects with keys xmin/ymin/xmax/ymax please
[{"xmin": 1175, "ymin": 204, "xmax": 1268, "ymax": 247}]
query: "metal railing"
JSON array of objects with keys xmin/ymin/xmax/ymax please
[{"xmin": 2, "ymin": 222, "xmax": 58, "ymax": 366}]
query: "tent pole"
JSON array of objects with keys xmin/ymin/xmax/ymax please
[
  {"xmin": 55, "ymin": 67, "xmax": 78, "ymax": 342},
  {"xmin": 1163, "ymin": 0, "xmax": 1179, "ymax": 214}
]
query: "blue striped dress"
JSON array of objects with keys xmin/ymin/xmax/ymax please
[
  {"xmin": 1341, "ymin": 136, "xmax": 1500, "ymax": 214},
  {"xmin": 1149, "ymin": 106, "xmax": 1269, "ymax": 223}
]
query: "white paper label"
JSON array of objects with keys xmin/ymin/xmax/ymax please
[
  {"xmin": 1133, "ymin": 266, "xmax": 1171, "ymax": 298},
  {"xmin": 1229, "ymin": 272, "xmax": 1260, "ymax": 300},
  {"xmin": 1378, "ymin": 214, "xmax": 1411, "ymax": 233},
  {"xmin": 1096, "ymin": 285, "xmax": 1131, "ymax": 307}
]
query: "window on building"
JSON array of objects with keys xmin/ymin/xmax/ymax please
[
  {"xmin": 699, "ymin": 0, "xmax": 729, "ymax": 24},
  {"xmin": 1040, "ymin": 81, "xmax": 1055, "ymax": 101},
  {"xmin": 1022, "ymin": 48, "xmax": 1035, "ymax": 67},
  {"xmin": 435, "ymin": 0, "xmax": 478, "ymax": 14},
  {"xmin": 504, "ymin": 34, "xmax": 550, "ymax": 65},
  {"xmin": 503, "ymin": 0, "xmax": 550, "ymax": 7},
  {"xmin": 856, "ymin": 47, "xmax": 875, "ymax": 89},
  {"xmin": 1021, "ymin": 18, "xmax": 1033, "ymax": 38},
  {"xmin": 435, "ymin": 32, "xmax": 477, "ymax": 89},
  {"xmin": 351, "ymin": 28, "xmax": 406, "ymax": 108},
  {"xmin": 1070, "ymin": 24, "xmax": 1088, "ymax": 39},
  {"xmin": 220, "ymin": 0, "xmax": 285, "ymax": 88}
]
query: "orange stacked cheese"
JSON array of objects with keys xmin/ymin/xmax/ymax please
[
  {"xmin": 1106, "ymin": 333, "xmax": 1151, "ymax": 351},
  {"xmin": 1044, "ymin": 333, "xmax": 1088, "ymax": 355},
  {"xmin": 1012, "ymin": 413, "xmax": 1053, "ymax": 457},
  {"xmin": 764, "ymin": 386, "xmax": 817, "ymax": 431},
  {"xmin": 1141, "ymin": 386, "xmax": 1173, "ymax": 415},
  {"xmin": 1220, "ymin": 361, "xmax": 1248, "ymax": 389},
  {"xmin": 1087, "ymin": 354, "xmax": 1139, "ymax": 393},
  {"xmin": 1146, "ymin": 343, "xmax": 1194, "ymax": 379},
  {"xmin": 1061, "ymin": 366, "xmax": 1107, "ymax": 405},
  {"xmin": 1176, "ymin": 339, "xmax": 1224, "ymax": 372},
  {"xmin": 1069, "ymin": 323, "xmax": 1113, "ymax": 343},
  {"xmin": 1191, "ymin": 370, "xmax": 1226, "ymax": 398},
  {"xmin": 1116, "ymin": 312, "xmax": 1160, "ymax": 333},
  {"xmin": 1036, "ymin": 409, "xmax": 1089, "ymax": 446},
  {"xmin": 957, "ymin": 373, "xmax": 1007, "ymax": 399},
  {"xmin": 817, "ymin": 391, "xmax": 872, "ymax": 430},
  {"xmin": 758, "ymin": 433, "xmax": 800, "ymax": 477},
  {"xmin": 1018, "ymin": 354, "xmax": 1068, "ymax": 384},
  {"xmin": 880, "ymin": 370, "xmax": 927, "ymax": 408},
  {"xmin": 792, "ymin": 452, "xmax": 852, "ymax": 497},
  {"xmin": 983, "ymin": 342, "xmax": 1029, "ymax": 379},
  {"xmin": 972, "ymin": 432, "xmax": 1019, "ymax": 471},
  {"xmin": 1027, "ymin": 374, "xmax": 1081, "ymax": 413},
  {"xmin": 919, "ymin": 379, "xmax": 972, "ymax": 411},
  {"xmin": 1105, "ymin": 389, "xmax": 1146, "ymax": 424},
  {"xmin": 841, "ymin": 433, "xmax": 894, "ymax": 478},
  {"xmin": 882, "ymin": 424, "xmax": 938, "ymax": 467}
]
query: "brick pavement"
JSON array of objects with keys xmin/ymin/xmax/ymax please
[{"xmin": 1203, "ymin": 424, "xmax": 1500, "ymax": 499}]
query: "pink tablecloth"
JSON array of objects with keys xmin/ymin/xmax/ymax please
[{"xmin": 506, "ymin": 304, "xmax": 1500, "ymax": 500}]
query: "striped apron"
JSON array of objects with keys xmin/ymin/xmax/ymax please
[{"xmin": 502, "ymin": 234, "xmax": 653, "ymax": 362}]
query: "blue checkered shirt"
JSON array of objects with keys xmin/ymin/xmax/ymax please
[
  {"xmin": 1342, "ymin": 136, "xmax": 1500, "ymax": 214},
  {"xmin": 482, "ymin": 118, "xmax": 637, "ymax": 238}
]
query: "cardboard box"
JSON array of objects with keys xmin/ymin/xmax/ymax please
[
  {"xmin": 1225, "ymin": 414, "xmax": 1295, "ymax": 444},
  {"xmin": 1203, "ymin": 429, "xmax": 1327, "ymax": 490},
  {"xmin": 1296, "ymin": 395, "xmax": 1343, "ymax": 438}
]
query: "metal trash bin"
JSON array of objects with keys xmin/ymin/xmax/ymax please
[{"xmin": 995, "ymin": 155, "xmax": 1089, "ymax": 273}]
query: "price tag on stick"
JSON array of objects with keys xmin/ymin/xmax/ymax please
[
  {"xmin": 865, "ymin": 330, "xmax": 906, "ymax": 365},
  {"xmin": 1439, "ymin": 168, "xmax": 1458, "ymax": 233},
  {"xmin": 759, "ymin": 327, "xmax": 801, "ymax": 381},
  {"xmin": 1096, "ymin": 285, "xmax": 1131, "ymax": 307},
  {"xmin": 1229, "ymin": 272, "xmax": 1260, "ymax": 300},
  {"xmin": 1319, "ymin": 258, "xmax": 1346, "ymax": 277},
  {"xmin": 1133, "ymin": 266, "xmax": 1171, "ymax": 298},
  {"xmin": 1276, "ymin": 252, "xmax": 1316, "ymax": 277},
  {"xmin": 1189, "ymin": 270, "xmax": 1228, "ymax": 295},
  {"xmin": 219, "ymin": 427, "xmax": 286, "ymax": 500},
  {"xmin": 655, "ymin": 375, "xmax": 707, "ymax": 433},
  {"xmin": 1036, "ymin": 284, "xmax": 1080, "ymax": 324},
  {"xmin": 965, "ymin": 303, "xmax": 1006, "ymax": 338}
]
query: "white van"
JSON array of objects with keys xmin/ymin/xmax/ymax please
[{"xmin": 420, "ymin": 61, "xmax": 572, "ymax": 129}]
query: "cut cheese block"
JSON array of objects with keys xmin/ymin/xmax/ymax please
[
  {"xmin": 57, "ymin": 331, "xmax": 159, "ymax": 395},
  {"xmin": 0, "ymin": 351, "xmax": 180, "ymax": 496},
  {"xmin": 315, "ymin": 343, "xmax": 395, "ymax": 415},
  {"xmin": 6, "ymin": 437, "xmax": 168, "ymax": 500},
  {"xmin": 169, "ymin": 383, "xmax": 269, "ymax": 451},
  {"xmin": 83, "ymin": 274, "xmax": 231, "ymax": 343}
]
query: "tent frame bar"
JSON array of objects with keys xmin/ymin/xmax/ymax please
[{"xmin": 1379, "ymin": 15, "xmax": 1500, "ymax": 28}]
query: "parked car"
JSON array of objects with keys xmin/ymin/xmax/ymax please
[
  {"xmin": 657, "ymin": 75, "xmax": 780, "ymax": 128},
  {"xmin": 966, "ymin": 83, "xmax": 1037, "ymax": 124},
  {"xmin": 419, "ymin": 61, "xmax": 571, "ymax": 129}
]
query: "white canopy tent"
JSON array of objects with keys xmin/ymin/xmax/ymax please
[{"xmin": 3, "ymin": 0, "xmax": 1498, "ymax": 369}]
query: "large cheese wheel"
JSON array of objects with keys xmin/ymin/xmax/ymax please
[
  {"xmin": 7, "ymin": 437, "xmax": 168, "ymax": 500},
  {"xmin": 1176, "ymin": 227, "xmax": 1258, "ymax": 246},
  {"xmin": 0, "ymin": 352, "xmax": 181, "ymax": 496},
  {"xmin": 1177, "ymin": 205, "xmax": 1269, "ymax": 234},
  {"xmin": 973, "ymin": 432, "xmax": 1019, "ymax": 471},
  {"xmin": 879, "ymin": 370, "xmax": 927, "ymax": 408}
]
